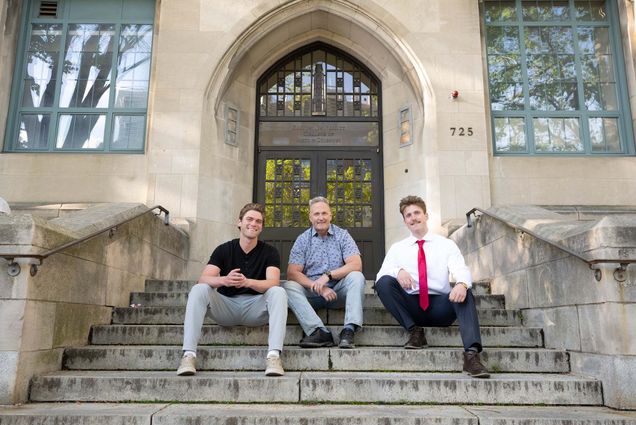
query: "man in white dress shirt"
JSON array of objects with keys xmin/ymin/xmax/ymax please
[{"xmin": 375, "ymin": 195, "xmax": 489, "ymax": 378}]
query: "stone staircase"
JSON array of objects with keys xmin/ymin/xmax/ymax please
[{"xmin": 2, "ymin": 279, "xmax": 636, "ymax": 424}]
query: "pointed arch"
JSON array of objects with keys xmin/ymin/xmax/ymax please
[{"xmin": 205, "ymin": 0, "xmax": 432, "ymax": 116}]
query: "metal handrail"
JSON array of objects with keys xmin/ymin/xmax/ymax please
[
  {"xmin": 466, "ymin": 207, "xmax": 635, "ymax": 282},
  {"xmin": 2, "ymin": 205, "xmax": 170, "ymax": 277}
]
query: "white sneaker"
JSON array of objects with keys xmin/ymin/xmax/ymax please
[
  {"xmin": 177, "ymin": 355, "xmax": 196, "ymax": 376},
  {"xmin": 265, "ymin": 356, "xmax": 284, "ymax": 376}
]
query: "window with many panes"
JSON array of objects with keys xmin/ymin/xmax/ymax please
[
  {"xmin": 258, "ymin": 45, "xmax": 380, "ymax": 119},
  {"xmin": 4, "ymin": 0, "xmax": 154, "ymax": 152},
  {"xmin": 484, "ymin": 0, "xmax": 634, "ymax": 155}
]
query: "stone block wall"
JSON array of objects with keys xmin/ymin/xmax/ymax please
[
  {"xmin": 0, "ymin": 203, "xmax": 189, "ymax": 404},
  {"xmin": 451, "ymin": 205, "xmax": 636, "ymax": 410}
]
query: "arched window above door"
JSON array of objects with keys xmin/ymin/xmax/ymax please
[{"xmin": 258, "ymin": 42, "xmax": 380, "ymax": 118}]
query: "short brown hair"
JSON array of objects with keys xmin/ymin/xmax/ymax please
[
  {"xmin": 399, "ymin": 195, "xmax": 427, "ymax": 217},
  {"xmin": 238, "ymin": 202, "xmax": 265, "ymax": 227}
]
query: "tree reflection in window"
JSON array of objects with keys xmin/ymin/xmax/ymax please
[
  {"xmin": 10, "ymin": 0, "xmax": 153, "ymax": 152},
  {"xmin": 485, "ymin": 0, "xmax": 631, "ymax": 154}
]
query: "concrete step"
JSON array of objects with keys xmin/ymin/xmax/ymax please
[
  {"xmin": 112, "ymin": 306, "xmax": 520, "ymax": 326},
  {"xmin": 63, "ymin": 345, "xmax": 569, "ymax": 373},
  {"xmin": 90, "ymin": 324, "xmax": 543, "ymax": 347},
  {"xmin": 29, "ymin": 371, "xmax": 601, "ymax": 405},
  {"xmin": 0, "ymin": 403, "xmax": 165, "ymax": 425},
  {"xmin": 129, "ymin": 292, "xmax": 505, "ymax": 309},
  {"xmin": 3, "ymin": 404, "xmax": 635, "ymax": 425},
  {"xmin": 299, "ymin": 372, "xmax": 602, "ymax": 404},
  {"xmin": 144, "ymin": 279, "xmax": 492, "ymax": 295}
]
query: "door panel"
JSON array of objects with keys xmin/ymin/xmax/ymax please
[{"xmin": 257, "ymin": 149, "xmax": 383, "ymax": 279}]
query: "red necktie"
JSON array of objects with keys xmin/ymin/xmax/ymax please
[{"xmin": 417, "ymin": 240, "xmax": 429, "ymax": 311}]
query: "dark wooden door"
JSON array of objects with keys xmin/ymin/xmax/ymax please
[{"xmin": 256, "ymin": 147, "xmax": 383, "ymax": 279}]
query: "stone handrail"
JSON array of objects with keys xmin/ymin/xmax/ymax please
[
  {"xmin": 466, "ymin": 207, "xmax": 635, "ymax": 282},
  {"xmin": 2, "ymin": 205, "xmax": 170, "ymax": 277}
]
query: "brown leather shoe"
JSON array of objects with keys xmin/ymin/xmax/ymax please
[
  {"xmin": 404, "ymin": 326, "xmax": 427, "ymax": 349},
  {"xmin": 463, "ymin": 351, "xmax": 490, "ymax": 378}
]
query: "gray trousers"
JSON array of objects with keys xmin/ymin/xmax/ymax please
[
  {"xmin": 182, "ymin": 283, "xmax": 288, "ymax": 353},
  {"xmin": 282, "ymin": 271, "xmax": 365, "ymax": 336}
]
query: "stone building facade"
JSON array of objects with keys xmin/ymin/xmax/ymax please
[{"xmin": 0, "ymin": 0, "xmax": 635, "ymax": 273}]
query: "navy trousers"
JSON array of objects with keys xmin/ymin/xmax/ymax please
[{"xmin": 375, "ymin": 275, "xmax": 483, "ymax": 352}]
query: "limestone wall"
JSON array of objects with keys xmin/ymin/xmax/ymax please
[
  {"xmin": 0, "ymin": 1, "xmax": 636, "ymax": 276},
  {"xmin": 452, "ymin": 205, "xmax": 636, "ymax": 409},
  {"xmin": 0, "ymin": 203, "xmax": 189, "ymax": 404}
]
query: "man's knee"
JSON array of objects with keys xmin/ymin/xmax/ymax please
[
  {"xmin": 282, "ymin": 280, "xmax": 304, "ymax": 294},
  {"xmin": 343, "ymin": 271, "xmax": 365, "ymax": 295},
  {"xmin": 189, "ymin": 283, "xmax": 210, "ymax": 300},
  {"xmin": 264, "ymin": 285, "xmax": 288, "ymax": 302},
  {"xmin": 375, "ymin": 275, "xmax": 397, "ymax": 294},
  {"xmin": 346, "ymin": 271, "xmax": 365, "ymax": 285}
]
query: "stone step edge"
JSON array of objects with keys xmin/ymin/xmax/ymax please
[
  {"xmin": 28, "ymin": 372, "xmax": 603, "ymax": 405},
  {"xmin": 66, "ymin": 344, "xmax": 561, "ymax": 350},
  {"xmin": 142, "ymin": 280, "xmax": 493, "ymax": 295},
  {"xmin": 110, "ymin": 308, "xmax": 520, "ymax": 326},
  {"xmin": 63, "ymin": 346, "xmax": 569, "ymax": 373},
  {"xmin": 89, "ymin": 325, "xmax": 544, "ymax": 347},
  {"xmin": 3, "ymin": 404, "xmax": 634, "ymax": 424},
  {"xmin": 130, "ymin": 291, "xmax": 499, "ymax": 297},
  {"xmin": 144, "ymin": 279, "xmax": 493, "ymax": 285}
]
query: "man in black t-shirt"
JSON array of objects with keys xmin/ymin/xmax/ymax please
[{"xmin": 176, "ymin": 203, "xmax": 288, "ymax": 377}]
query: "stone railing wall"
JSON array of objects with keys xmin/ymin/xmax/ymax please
[
  {"xmin": 0, "ymin": 203, "xmax": 189, "ymax": 404},
  {"xmin": 451, "ymin": 205, "xmax": 636, "ymax": 410}
]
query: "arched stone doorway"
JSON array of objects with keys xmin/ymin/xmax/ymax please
[
  {"xmin": 254, "ymin": 42, "xmax": 384, "ymax": 278},
  {"xmin": 192, "ymin": 2, "xmax": 434, "ymax": 274}
]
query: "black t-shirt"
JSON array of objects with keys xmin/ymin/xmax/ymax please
[{"xmin": 208, "ymin": 239, "xmax": 281, "ymax": 297}]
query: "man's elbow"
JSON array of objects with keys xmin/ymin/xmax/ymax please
[{"xmin": 350, "ymin": 258, "xmax": 363, "ymax": 272}]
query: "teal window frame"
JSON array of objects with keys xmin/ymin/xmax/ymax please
[
  {"xmin": 483, "ymin": 0, "xmax": 635, "ymax": 156},
  {"xmin": 3, "ymin": 0, "xmax": 155, "ymax": 153}
]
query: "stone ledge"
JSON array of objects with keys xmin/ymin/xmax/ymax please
[
  {"xmin": 28, "ymin": 371, "xmax": 602, "ymax": 405},
  {"xmin": 3, "ymin": 404, "xmax": 634, "ymax": 425}
]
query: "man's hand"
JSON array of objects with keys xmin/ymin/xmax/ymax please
[
  {"xmin": 224, "ymin": 268, "xmax": 247, "ymax": 287},
  {"xmin": 319, "ymin": 286, "xmax": 337, "ymax": 302},
  {"xmin": 449, "ymin": 283, "xmax": 467, "ymax": 303},
  {"xmin": 311, "ymin": 274, "xmax": 330, "ymax": 294},
  {"xmin": 397, "ymin": 269, "xmax": 415, "ymax": 290}
]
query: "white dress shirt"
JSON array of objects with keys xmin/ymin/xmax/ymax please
[{"xmin": 376, "ymin": 231, "xmax": 472, "ymax": 295}]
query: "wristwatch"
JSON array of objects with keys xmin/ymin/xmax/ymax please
[{"xmin": 325, "ymin": 271, "xmax": 333, "ymax": 280}]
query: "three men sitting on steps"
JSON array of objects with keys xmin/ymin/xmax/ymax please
[{"xmin": 177, "ymin": 196, "xmax": 489, "ymax": 379}]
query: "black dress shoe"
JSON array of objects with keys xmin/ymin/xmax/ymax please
[
  {"xmin": 299, "ymin": 328, "xmax": 335, "ymax": 348},
  {"xmin": 338, "ymin": 328, "xmax": 355, "ymax": 349}
]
